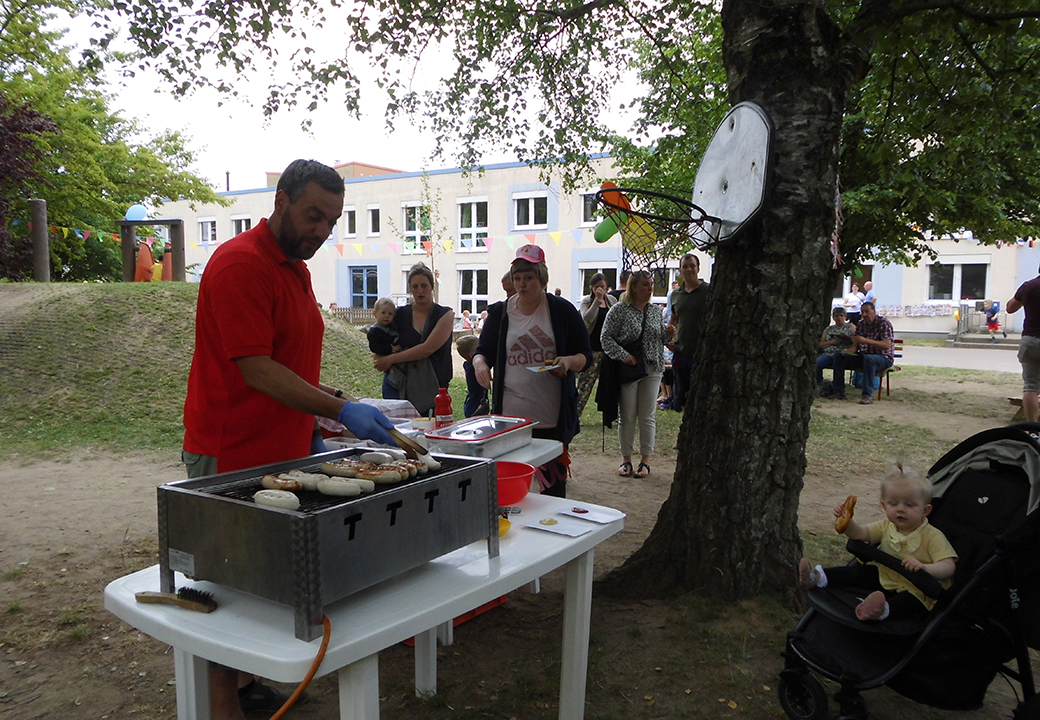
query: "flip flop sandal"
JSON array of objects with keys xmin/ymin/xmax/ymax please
[
  {"xmin": 617, "ymin": 461, "xmax": 634, "ymax": 477},
  {"xmin": 635, "ymin": 462, "xmax": 651, "ymax": 478}
]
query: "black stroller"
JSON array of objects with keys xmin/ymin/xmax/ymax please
[{"xmin": 780, "ymin": 423, "xmax": 1040, "ymax": 720}]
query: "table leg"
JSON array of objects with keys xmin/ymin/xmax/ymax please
[
  {"xmin": 338, "ymin": 653, "xmax": 380, "ymax": 720},
  {"xmin": 559, "ymin": 548, "xmax": 594, "ymax": 720},
  {"xmin": 436, "ymin": 619, "xmax": 454, "ymax": 646},
  {"xmin": 173, "ymin": 649, "xmax": 210, "ymax": 720},
  {"xmin": 414, "ymin": 626, "xmax": 438, "ymax": 697}
]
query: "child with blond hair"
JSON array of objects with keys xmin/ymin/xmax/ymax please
[
  {"xmin": 800, "ymin": 461, "xmax": 958, "ymax": 622},
  {"xmin": 456, "ymin": 334, "xmax": 487, "ymax": 417},
  {"xmin": 368, "ymin": 298, "xmax": 405, "ymax": 392}
]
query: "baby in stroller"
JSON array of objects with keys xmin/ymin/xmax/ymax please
[
  {"xmin": 799, "ymin": 460, "xmax": 958, "ymax": 622},
  {"xmin": 781, "ymin": 425, "xmax": 1040, "ymax": 720}
]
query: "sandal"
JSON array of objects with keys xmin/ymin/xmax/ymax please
[
  {"xmin": 635, "ymin": 462, "xmax": 651, "ymax": 478},
  {"xmin": 617, "ymin": 461, "xmax": 634, "ymax": 477}
]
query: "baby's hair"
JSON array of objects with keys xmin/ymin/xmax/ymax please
[
  {"xmin": 456, "ymin": 334, "xmax": 479, "ymax": 357},
  {"xmin": 880, "ymin": 459, "xmax": 931, "ymax": 504},
  {"xmin": 373, "ymin": 297, "xmax": 396, "ymax": 314}
]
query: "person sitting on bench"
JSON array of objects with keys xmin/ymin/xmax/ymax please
[{"xmin": 826, "ymin": 301, "xmax": 894, "ymax": 405}]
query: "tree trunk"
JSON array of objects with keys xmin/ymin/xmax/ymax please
[{"xmin": 605, "ymin": 0, "xmax": 871, "ymax": 601}]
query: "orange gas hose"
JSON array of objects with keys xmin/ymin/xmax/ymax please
[{"xmin": 270, "ymin": 614, "xmax": 331, "ymax": 720}]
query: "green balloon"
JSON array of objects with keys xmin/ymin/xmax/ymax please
[{"xmin": 594, "ymin": 212, "xmax": 627, "ymax": 243}]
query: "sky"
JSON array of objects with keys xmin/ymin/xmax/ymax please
[
  {"xmin": 111, "ymin": 72, "xmax": 468, "ymax": 192},
  {"xmin": 83, "ymin": 13, "xmax": 640, "ymax": 196}
]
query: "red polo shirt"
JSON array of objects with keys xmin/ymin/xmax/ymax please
[{"xmin": 183, "ymin": 218, "xmax": 325, "ymax": 472}]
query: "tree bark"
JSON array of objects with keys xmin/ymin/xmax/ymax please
[{"xmin": 604, "ymin": 0, "xmax": 871, "ymax": 602}]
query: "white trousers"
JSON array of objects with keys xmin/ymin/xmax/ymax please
[{"xmin": 618, "ymin": 372, "xmax": 663, "ymax": 458}]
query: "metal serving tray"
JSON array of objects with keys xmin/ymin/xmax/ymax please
[
  {"xmin": 425, "ymin": 415, "xmax": 535, "ymax": 458},
  {"xmin": 157, "ymin": 448, "xmax": 498, "ymax": 641}
]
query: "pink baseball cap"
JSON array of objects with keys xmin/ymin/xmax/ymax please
[{"xmin": 515, "ymin": 244, "xmax": 545, "ymax": 264}]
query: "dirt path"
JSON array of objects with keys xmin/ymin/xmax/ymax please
[{"xmin": 0, "ymin": 384, "xmax": 1031, "ymax": 719}]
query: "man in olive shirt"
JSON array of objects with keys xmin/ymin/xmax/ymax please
[{"xmin": 666, "ymin": 253, "xmax": 710, "ymax": 411}]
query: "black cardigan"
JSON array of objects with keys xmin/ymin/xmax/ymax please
[{"xmin": 474, "ymin": 294, "xmax": 592, "ymax": 446}]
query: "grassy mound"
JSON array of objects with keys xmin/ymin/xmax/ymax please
[{"xmin": 0, "ymin": 283, "xmax": 380, "ymax": 459}]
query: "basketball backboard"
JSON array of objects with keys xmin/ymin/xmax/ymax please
[{"xmin": 691, "ymin": 102, "xmax": 774, "ymax": 247}]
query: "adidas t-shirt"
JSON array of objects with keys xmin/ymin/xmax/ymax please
[{"xmin": 502, "ymin": 294, "xmax": 560, "ymax": 429}]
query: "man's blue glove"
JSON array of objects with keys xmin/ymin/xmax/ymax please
[
  {"xmin": 310, "ymin": 434, "xmax": 328, "ymax": 455},
  {"xmin": 337, "ymin": 401, "xmax": 395, "ymax": 447}
]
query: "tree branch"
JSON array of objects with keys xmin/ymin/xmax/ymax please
[
  {"xmin": 535, "ymin": 0, "xmax": 626, "ymax": 22},
  {"xmin": 850, "ymin": 0, "xmax": 1040, "ymax": 37}
]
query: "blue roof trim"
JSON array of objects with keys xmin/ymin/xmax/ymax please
[{"xmin": 215, "ymin": 152, "xmax": 613, "ymax": 197}]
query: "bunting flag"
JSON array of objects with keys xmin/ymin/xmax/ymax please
[
  {"xmin": 387, "ymin": 242, "xmax": 398, "ymax": 254},
  {"xmin": 504, "ymin": 235, "xmax": 515, "ymax": 249},
  {"xmin": 441, "ymin": 238, "xmax": 453, "ymax": 253},
  {"xmin": 405, "ymin": 240, "xmax": 415, "ymax": 254},
  {"xmin": 335, "ymin": 244, "xmax": 345, "ymax": 256},
  {"xmin": 550, "ymin": 232, "xmax": 561, "ymax": 246},
  {"xmin": 422, "ymin": 240, "xmax": 433, "ymax": 255},
  {"xmin": 189, "ymin": 240, "xmax": 197, "ymax": 249},
  {"xmin": 369, "ymin": 243, "xmax": 379, "ymax": 255},
  {"xmin": 484, "ymin": 236, "xmax": 494, "ymax": 250},
  {"xmin": 352, "ymin": 243, "xmax": 363, "ymax": 255},
  {"xmin": 524, "ymin": 234, "xmax": 536, "ymax": 244},
  {"xmin": 571, "ymin": 229, "xmax": 583, "ymax": 246}
]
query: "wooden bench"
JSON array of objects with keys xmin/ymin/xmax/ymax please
[
  {"xmin": 874, "ymin": 339, "xmax": 904, "ymax": 400},
  {"xmin": 1010, "ymin": 397, "xmax": 1025, "ymax": 423}
]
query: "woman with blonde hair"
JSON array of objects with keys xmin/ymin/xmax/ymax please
[{"xmin": 600, "ymin": 271, "xmax": 667, "ymax": 478}]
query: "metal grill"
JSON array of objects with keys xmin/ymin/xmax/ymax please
[
  {"xmin": 157, "ymin": 448, "xmax": 499, "ymax": 640},
  {"xmin": 214, "ymin": 458, "xmax": 472, "ymax": 513}
]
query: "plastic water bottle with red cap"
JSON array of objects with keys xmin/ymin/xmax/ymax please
[{"xmin": 434, "ymin": 387, "xmax": 453, "ymax": 428}]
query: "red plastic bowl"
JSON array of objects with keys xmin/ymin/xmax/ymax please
[{"xmin": 495, "ymin": 461, "xmax": 534, "ymax": 506}]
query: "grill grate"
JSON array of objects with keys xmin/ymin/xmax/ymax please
[{"xmin": 211, "ymin": 458, "xmax": 473, "ymax": 513}]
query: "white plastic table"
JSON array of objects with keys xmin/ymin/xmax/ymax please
[{"xmin": 104, "ymin": 493, "xmax": 622, "ymax": 720}]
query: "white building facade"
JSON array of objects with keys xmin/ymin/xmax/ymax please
[{"xmin": 159, "ymin": 156, "xmax": 1036, "ymax": 336}]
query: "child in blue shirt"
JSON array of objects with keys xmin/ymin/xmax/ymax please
[{"xmin": 984, "ymin": 300, "xmax": 1006, "ymax": 343}]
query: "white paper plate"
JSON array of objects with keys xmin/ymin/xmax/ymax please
[
  {"xmin": 558, "ymin": 506, "xmax": 626, "ymax": 524},
  {"xmin": 522, "ymin": 515, "xmax": 594, "ymax": 537}
]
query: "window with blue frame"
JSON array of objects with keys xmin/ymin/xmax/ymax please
[{"xmin": 351, "ymin": 266, "xmax": 379, "ymax": 308}]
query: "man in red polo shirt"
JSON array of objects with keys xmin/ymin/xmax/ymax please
[{"xmin": 182, "ymin": 159, "xmax": 394, "ymax": 718}]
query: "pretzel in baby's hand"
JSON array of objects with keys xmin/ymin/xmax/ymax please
[{"xmin": 835, "ymin": 494, "xmax": 857, "ymax": 533}]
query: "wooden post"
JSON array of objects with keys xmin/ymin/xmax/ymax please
[
  {"xmin": 168, "ymin": 220, "xmax": 186, "ymax": 282},
  {"xmin": 29, "ymin": 199, "xmax": 49, "ymax": 282},
  {"xmin": 120, "ymin": 224, "xmax": 136, "ymax": 282}
]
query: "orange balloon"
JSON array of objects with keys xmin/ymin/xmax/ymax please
[{"xmin": 600, "ymin": 181, "xmax": 631, "ymax": 212}]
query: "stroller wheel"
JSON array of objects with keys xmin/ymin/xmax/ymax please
[
  {"xmin": 1015, "ymin": 693, "xmax": 1040, "ymax": 720},
  {"xmin": 778, "ymin": 671, "xmax": 829, "ymax": 720}
]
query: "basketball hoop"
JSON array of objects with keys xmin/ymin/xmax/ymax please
[
  {"xmin": 594, "ymin": 187, "xmax": 720, "ymax": 274},
  {"xmin": 594, "ymin": 101, "xmax": 774, "ymax": 274}
]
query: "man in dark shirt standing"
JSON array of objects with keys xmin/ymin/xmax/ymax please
[
  {"xmin": 827, "ymin": 301, "xmax": 894, "ymax": 405},
  {"xmin": 1007, "ymin": 266, "xmax": 1040, "ymax": 422},
  {"xmin": 665, "ymin": 253, "xmax": 710, "ymax": 412}
]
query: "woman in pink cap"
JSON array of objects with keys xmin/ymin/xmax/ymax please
[{"xmin": 472, "ymin": 244, "xmax": 592, "ymax": 497}]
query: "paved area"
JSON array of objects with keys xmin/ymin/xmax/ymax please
[{"xmin": 900, "ymin": 344, "xmax": 1020, "ymax": 374}]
